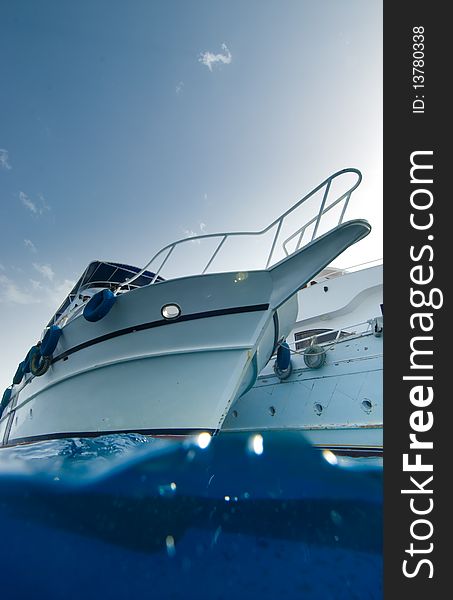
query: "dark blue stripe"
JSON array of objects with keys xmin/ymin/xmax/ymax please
[{"xmin": 52, "ymin": 303, "xmax": 270, "ymax": 364}]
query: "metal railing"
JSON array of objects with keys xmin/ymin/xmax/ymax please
[
  {"xmin": 288, "ymin": 318, "xmax": 380, "ymax": 354},
  {"xmin": 117, "ymin": 168, "xmax": 362, "ymax": 291}
]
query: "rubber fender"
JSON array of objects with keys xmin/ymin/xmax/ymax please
[
  {"xmin": 83, "ymin": 289, "xmax": 116, "ymax": 322},
  {"xmin": 303, "ymin": 344, "xmax": 327, "ymax": 369},
  {"xmin": 23, "ymin": 348, "xmax": 32, "ymax": 374},
  {"xmin": 1, "ymin": 388, "xmax": 12, "ymax": 418},
  {"xmin": 276, "ymin": 342, "xmax": 291, "ymax": 370},
  {"xmin": 13, "ymin": 361, "xmax": 25, "ymax": 385},
  {"xmin": 30, "ymin": 347, "xmax": 52, "ymax": 377},
  {"xmin": 274, "ymin": 342, "xmax": 292, "ymax": 380},
  {"xmin": 41, "ymin": 325, "xmax": 62, "ymax": 356}
]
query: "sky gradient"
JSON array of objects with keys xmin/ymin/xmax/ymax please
[{"xmin": 0, "ymin": 0, "xmax": 382, "ymax": 391}]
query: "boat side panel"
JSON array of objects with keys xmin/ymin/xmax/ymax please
[
  {"xmin": 52, "ymin": 271, "xmax": 274, "ymax": 357},
  {"xmin": 15, "ymin": 310, "xmax": 269, "ymax": 405},
  {"xmin": 5, "ymin": 310, "xmax": 275, "ymax": 442},
  {"xmin": 7, "ymin": 349, "xmax": 254, "ymax": 440},
  {"xmin": 223, "ymin": 334, "xmax": 383, "ymax": 432}
]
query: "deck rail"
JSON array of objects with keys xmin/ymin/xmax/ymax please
[
  {"xmin": 288, "ymin": 317, "xmax": 381, "ymax": 353},
  {"xmin": 117, "ymin": 168, "xmax": 363, "ymax": 291}
]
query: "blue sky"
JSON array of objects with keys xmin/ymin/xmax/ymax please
[{"xmin": 0, "ymin": 0, "xmax": 382, "ymax": 391}]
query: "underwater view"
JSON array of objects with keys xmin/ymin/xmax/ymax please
[{"xmin": 0, "ymin": 431, "xmax": 382, "ymax": 599}]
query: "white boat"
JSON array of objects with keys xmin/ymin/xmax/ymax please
[
  {"xmin": 222, "ymin": 262, "xmax": 383, "ymax": 456},
  {"xmin": 0, "ymin": 169, "xmax": 370, "ymax": 447}
]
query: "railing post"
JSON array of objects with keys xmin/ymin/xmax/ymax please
[
  {"xmin": 151, "ymin": 245, "xmax": 175, "ymax": 283},
  {"xmin": 311, "ymin": 178, "xmax": 332, "ymax": 241},
  {"xmin": 202, "ymin": 235, "xmax": 227, "ymax": 274},
  {"xmin": 266, "ymin": 219, "xmax": 283, "ymax": 268},
  {"xmin": 338, "ymin": 191, "xmax": 352, "ymax": 224},
  {"xmin": 296, "ymin": 226, "xmax": 307, "ymax": 251}
]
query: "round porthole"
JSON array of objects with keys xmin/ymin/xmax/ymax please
[
  {"xmin": 161, "ymin": 304, "xmax": 181, "ymax": 320},
  {"xmin": 361, "ymin": 399, "xmax": 373, "ymax": 413}
]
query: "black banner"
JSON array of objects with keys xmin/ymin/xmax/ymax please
[{"xmin": 384, "ymin": 1, "xmax": 448, "ymax": 596}]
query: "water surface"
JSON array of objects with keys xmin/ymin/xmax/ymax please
[{"xmin": 0, "ymin": 431, "xmax": 382, "ymax": 599}]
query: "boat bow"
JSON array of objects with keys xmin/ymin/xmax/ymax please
[{"xmin": 268, "ymin": 219, "xmax": 371, "ymax": 309}]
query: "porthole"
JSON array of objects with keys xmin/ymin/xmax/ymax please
[
  {"xmin": 361, "ymin": 399, "xmax": 373, "ymax": 413},
  {"xmin": 161, "ymin": 304, "xmax": 181, "ymax": 320},
  {"xmin": 314, "ymin": 403, "xmax": 323, "ymax": 416}
]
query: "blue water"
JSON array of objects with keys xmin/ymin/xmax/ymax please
[{"xmin": 0, "ymin": 432, "xmax": 382, "ymax": 599}]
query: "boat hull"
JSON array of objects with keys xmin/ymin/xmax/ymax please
[
  {"xmin": 222, "ymin": 331, "xmax": 383, "ymax": 456},
  {"xmin": 1, "ymin": 271, "xmax": 296, "ymax": 446},
  {"xmin": 1, "ymin": 219, "xmax": 371, "ymax": 447}
]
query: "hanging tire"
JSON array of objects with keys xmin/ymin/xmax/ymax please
[
  {"xmin": 303, "ymin": 344, "xmax": 326, "ymax": 369},
  {"xmin": 30, "ymin": 347, "xmax": 52, "ymax": 377},
  {"xmin": 41, "ymin": 325, "xmax": 62, "ymax": 356},
  {"xmin": 83, "ymin": 289, "xmax": 116, "ymax": 322},
  {"xmin": 23, "ymin": 342, "xmax": 41, "ymax": 374}
]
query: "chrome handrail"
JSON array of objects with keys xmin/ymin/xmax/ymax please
[
  {"xmin": 117, "ymin": 168, "xmax": 363, "ymax": 291},
  {"xmin": 290, "ymin": 318, "xmax": 378, "ymax": 350}
]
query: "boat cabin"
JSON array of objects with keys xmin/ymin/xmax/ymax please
[{"xmin": 48, "ymin": 261, "xmax": 164, "ymax": 327}]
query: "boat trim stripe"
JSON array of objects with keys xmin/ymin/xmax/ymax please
[
  {"xmin": 317, "ymin": 445, "xmax": 383, "ymax": 457},
  {"xmin": 52, "ymin": 303, "xmax": 270, "ymax": 364}
]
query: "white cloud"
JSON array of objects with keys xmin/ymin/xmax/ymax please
[
  {"xmin": 0, "ymin": 148, "xmax": 12, "ymax": 170},
  {"xmin": 176, "ymin": 81, "xmax": 184, "ymax": 94},
  {"xmin": 30, "ymin": 279, "xmax": 43, "ymax": 290},
  {"xmin": 24, "ymin": 239, "xmax": 37, "ymax": 253},
  {"xmin": 19, "ymin": 191, "xmax": 51, "ymax": 215},
  {"xmin": 183, "ymin": 228, "xmax": 201, "ymax": 243},
  {"xmin": 35, "ymin": 277, "xmax": 75, "ymax": 308},
  {"xmin": 20, "ymin": 191, "xmax": 38, "ymax": 214},
  {"xmin": 0, "ymin": 269, "xmax": 74, "ymax": 309},
  {"xmin": 183, "ymin": 222, "xmax": 207, "ymax": 244},
  {"xmin": 199, "ymin": 43, "xmax": 232, "ymax": 71},
  {"xmin": 38, "ymin": 193, "xmax": 51, "ymax": 212},
  {"xmin": 0, "ymin": 274, "xmax": 39, "ymax": 305},
  {"xmin": 30, "ymin": 277, "xmax": 74, "ymax": 307},
  {"xmin": 33, "ymin": 263, "xmax": 55, "ymax": 281}
]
